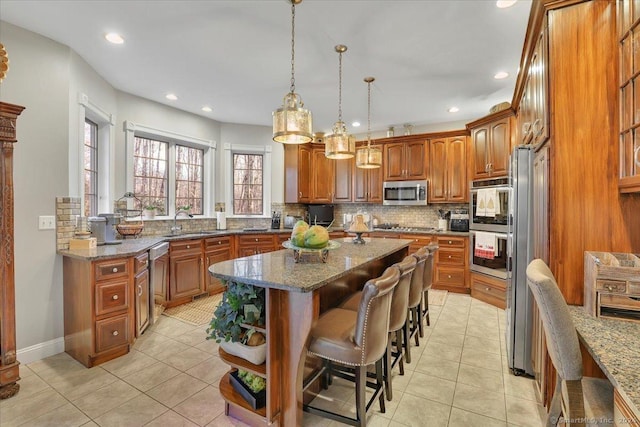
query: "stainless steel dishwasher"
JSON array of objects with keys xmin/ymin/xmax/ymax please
[{"xmin": 149, "ymin": 242, "xmax": 169, "ymax": 325}]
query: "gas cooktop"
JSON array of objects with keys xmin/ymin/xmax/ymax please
[{"xmin": 373, "ymin": 225, "xmax": 436, "ymax": 232}]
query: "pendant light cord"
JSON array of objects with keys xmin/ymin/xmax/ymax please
[
  {"xmin": 290, "ymin": 2, "xmax": 296, "ymax": 94},
  {"xmin": 338, "ymin": 50, "xmax": 343, "ymax": 122},
  {"xmin": 367, "ymin": 79, "xmax": 372, "ymax": 147}
]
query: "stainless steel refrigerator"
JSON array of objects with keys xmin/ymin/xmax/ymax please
[{"xmin": 505, "ymin": 145, "xmax": 534, "ymax": 376}]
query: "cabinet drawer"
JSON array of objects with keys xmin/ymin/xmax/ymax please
[
  {"xmin": 170, "ymin": 240, "xmax": 202, "ymax": 254},
  {"xmin": 471, "ymin": 279, "xmax": 507, "ymax": 309},
  {"xmin": 599, "ymin": 293, "xmax": 640, "ymax": 311},
  {"xmin": 238, "ymin": 234, "xmax": 274, "ymax": 246},
  {"xmin": 134, "ymin": 252, "xmax": 149, "ymax": 275},
  {"xmin": 435, "ymin": 267, "xmax": 465, "ymax": 285},
  {"xmin": 95, "ymin": 314, "xmax": 129, "ymax": 353},
  {"xmin": 437, "ymin": 249, "xmax": 465, "ymax": 266},
  {"xmin": 596, "ymin": 279, "xmax": 627, "ymax": 294},
  {"xmin": 205, "ymin": 236, "xmax": 232, "ymax": 250},
  {"xmin": 95, "ymin": 279, "xmax": 129, "ymax": 316},
  {"xmin": 436, "ymin": 236, "xmax": 466, "ymax": 248},
  {"xmin": 372, "ymin": 232, "xmax": 400, "ymax": 239},
  {"xmin": 95, "ymin": 259, "xmax": 129, "ymax": 281},
  {"xmin": 630, "ymin": 282, "xmax": 640, "ymax": 294}
]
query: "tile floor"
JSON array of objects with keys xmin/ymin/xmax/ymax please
[{"xmin": 0, "ymin": 293, "xmax": 545, "ymax": 426}]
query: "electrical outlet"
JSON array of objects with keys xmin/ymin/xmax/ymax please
[{"xmin": 38, "ymin": 215, "xmax": 55, "ymax": 230}]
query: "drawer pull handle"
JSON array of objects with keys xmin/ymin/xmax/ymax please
[
  {"xmin": 630, "ymin": 296, "xmax": 640, "ymax": 301},
  {"xmin": 112, "ymin": 267, "xmax": 118, "ymax": 273},
  {"xmin": 112, "ymin": 295, "xmax": 119, "ymax": 300},
  {"xmin": 138, "ymin": 285, "xmax": 143, "ymax": 297},
  {"xmin": 485, "ymin": 287, "xmax": 491, "ymax": 291},
  {"xmin": 112, "ymin": 330, "xmax": 119, "ymax": 336},
  {"xmin": 607, "ymin": 285, "xmax": 613, "ymax": 291}
]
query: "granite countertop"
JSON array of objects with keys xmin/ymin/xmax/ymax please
[
  {"xmin": 568, "ymin": 305, "xmax": 640, "ymax": 417},
  {"xmin": 209, "ymin": 237, "xmax": 411, "ymax": 293}
]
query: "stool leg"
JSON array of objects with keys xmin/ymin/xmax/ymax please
[
  {"xmin": 413, "ymin": 307, "xmax": 420, "ymax": 347},
  {"xmin": 355, "ymin": 366, "xmax": 367, "ymax": 427},
  {"xmin": 395, "ymin": 329, "xmax": 404, "ymax": 376},
  {"xmin": 424, "ymin": 290, "xmax": 431, "ymax": 326},
  {"xmin": 418, "ymin": 299, "xmax": 425, "ymax": 338},
  {"xmin": 384, "ymin": 334, "xmax": 392, "ymax": 401},
  {"xmin": 404, "ymin": 315, "xmax": 411, "ymax": 364},
  {"xmin": 375, "ymin": 359, "xmax": 386, "ymax": 414}
]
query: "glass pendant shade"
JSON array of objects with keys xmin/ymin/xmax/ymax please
[
  {"xmin": 273, "ymin": 92, "xmax": 313, "ymax": 144},
  {"xmin": 356, "ymin": 145, "xmax": 382, "ymax": 168},
  {"xmin": 325, "ymin": 121, "xmax": 355, "ymax": 159}
]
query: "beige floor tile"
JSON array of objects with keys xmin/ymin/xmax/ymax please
[
  {"xmin": 503, "ymin": 372, "xmax": 538, "ymax": 401},
  {"xmin": 432, "ymin": 320, "xmax": 467, "ymax": 336},
  {"xmin": 145, "ymin": 410, "xmax": 200, "ymax": 426},
  {"xmin": 173, "ymin": 385, "xmax": 226, "ymax": 426},
  {"xmin": 0, "ymin": 373, "xmax": 50, "ymax": 407},
  {"xmin": 0, "ymin": 388, "xmax": 68, "ymax": 426},
  {"xmin": 160, "ymin": 346, "xmax": 213, "ymax": 372},
  {"xmin": 80, "ymin": 422, "xmax": 99, "ymax": 427},
  {"xmin": 132, "ymin": 331, "xmax": 172, "ymax": 353},
  {"xmin": 448, "ymin": 407, "xmax": 507, "ymax": 427},
  {"xmin": 301, "ymin": 411, "xmax": 333, "ymax": 427},
  {"xmin": 147, "ymin": 373, "xmax": 208, "ymax": 408},
  {"xmin": 466, "ymin": 322, "xmax": 502, "ymax": 340},
  {"xmin": 123, "ymin": 361, "xmax": 181, "ymax": 392},
  {"xmin": 505, "ymin": 394, "xmax": 545, "ymax": 427},
  {"xmin": 71, "ymin": 379, "xmax": 141, "ymax": 419},
  {"xmin": 412, "ymin": 353, "xmax": 460, "ymax": 382},
  {"xmin": 428, "ymin": 330, "xmax": 465, "ymax": 347},
  {"xmin": 26, "ymin": 353, "xmax": 87, "ymax": 382},
  {"xmin": 154, "ymin": 316, "xmax": 198, "ymax": 338},
  {"xmin": 316, "ymin": 375, "xmax": 357, "ymax": 403},
  {"xmin": 174, "ymin": 328, "xmax": 211, "ymax": 346},
  {"xmin": 47, "ymin": 366, "xmax": 119, "ymax": 401},
  {"xmin": 403, "ymin": 371, "xmax": 456, "ymax": 405},
  {"xmin": 141, "ymin": 337, "xmax": 191, "ymax": 360},
  {"xmin": 93, "ymin": 394, "xmax": 169, "ymax": 427},
  {"xmin": 420, "ymin": 341, "xmax": 463, "ymax": 363},
  {"xmin": 194, "ymin": 338, "xmax": 220, "ymax": 355},
  {"xmin": 391, "ymin": 393, "xmax": 451, "ymax": 427},
  {"xmin": 100, "ymin": 349, "xmax": 158, "ymax": 379},
  {"xmin": 185, "ymin": 356, "xmax": 230, "ymax": 386},
  {"xmin": 463, "ymin": 334, "xmax": 502, "ymax": 355},
  {"xmin": 19, "ymin": 365, "xmax": 35, "ymax": 378},
  {"xmin": 453, "ymin": 382, "xmax": 506, "ymax": 421},
  {"xmin": 456, "ymin": 363, "xmax": 505, "ymax": 394},
  {"xmin": 460, "ymin": 347, "xmax": 503, "ymax": 372}
]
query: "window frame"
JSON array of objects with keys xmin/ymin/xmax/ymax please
[
  {"xmin": 224, "ymin": 143, "xmax": 272, "ymax": 219},
  {"xmin": 124, "ymin": 121, "xmax": 216, "ymax": 219},
  {"xmin": 83, "ymin": 118, "xmax": 99, "ymax": 217}
]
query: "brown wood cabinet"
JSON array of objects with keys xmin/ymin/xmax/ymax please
[
  {"xmin": 353, "ymin": 146, "xmax": 383, "ymax": 203},
  {"xmin": 428, "ymin": 134, "xmax": 468, "ymax": 203},
  {"xmin": 134, "ymin": 252, "xmax": 150, "ymax": 337},
  {"xmin": 311, "ymin": 147, "xmax": 335, "ymax": 203},
  {"xmin": 153, "ymin": 252, "xmax": 169, "ymax": 305},
  {"xmin": 333, "ymin": 158, "xmax": 353, "ymax": 203},
  {"xmin": 63, "ymin": 257, "xmax": 134, "ymax": 367},
  {"xmin": 619, "ymin": 0, "xmax": 640, "ymax": 192},
  {"xmin": 467, "ymin": 110, "xmax": 514, "ymax": 181},
  {"xmin": 470, "ymin": 272, "xmax": 506, "ymax": 309},
  {"xmin": 0, "ymin": 102, "xmax": 24, "ymax": 399},
  {"xmin": 432, "ymin": 236, "xmax": 468, "ymax": 293},
  {"xmin": 205, "ymin": 236, "xmax": 233, "ymax": 294},
  {"xmin": 383, "ymin": 139, "xmax": 428, "ymax": 181},
  {"xmin": 169, "ymin": 240, "xmax": 205, "ymax": 304},
  {"xmin": 284, "ymin": 145, "xmax": 336, "ymax": 203},
  {"xmin": 399, "ymin": 234, "xmax": 434, "ymax": 254},
  {"xmin": 237, "ymin": 234, "xmax": 277, "ymax": 257}
]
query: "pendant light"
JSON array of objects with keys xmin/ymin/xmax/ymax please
[
  {"xmin": 325, "ymin": 45, "xmax": 355, "ymax": 159},
  {"xmin": 356, "ymin": 77, "xmax": 382, "ymax": 168},
  {"xmin": 272, "ymin": 0, "xmax": 313, "ymax": 144}
]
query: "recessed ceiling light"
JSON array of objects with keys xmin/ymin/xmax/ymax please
[
  {"xmin": 105, "ymin": 33, "xmax": 124, "ymax": 44},
  {"xmin": 496, "ymin": 0, "xmax": 517, "ymax": 8},
  {"xmin": 352, "ymin": 121, "xmax": 361, "ymax": 127},
  {"xmin": 165, "ymin": 94, "xmax": 178, "ymax": 101},
  {"xmin": 494, "ymin": 71, "xmax": 510, "ymax": 79},
  {"xmin": 448, "ymin": 107, "xmax": 460, "ymax": 113},
  {"xmin": 202, "ymin": 106, "xmax": 212, "ymax": 112}
]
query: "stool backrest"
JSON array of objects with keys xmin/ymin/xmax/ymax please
[
  {"xmin": 526, "ymin": 259, "xmax": 582, "ymax": 381},
  {"xmin": 423, "ymin": 250, "xmax": 434, "ymax": 292},
  {"xmin": 388, "ymin": 255, "xmax": 417, "ymax": 331},
  {"xmin": 408, "ymin": 248, "xmax": 428, "ymax": 307},
  {"xmin": 355, "ymin": 265, "xmax": 400, "ymax": 365}
]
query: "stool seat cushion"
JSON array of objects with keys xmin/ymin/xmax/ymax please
[
  {"xmin": 340, "ymin": 292, "xmax": 362, "ymax": 312},
  {"xmin": 308, "ymin": 308, "xmax": 361, "ymax": 365},
  {"xmin": 583, "ymin": 378, "xmax": 614, "ymax": 425}
]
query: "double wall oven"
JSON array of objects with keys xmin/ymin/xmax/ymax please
[{"xmin": 469, "ymin": 178, "xmax": 511, "ymax": 280}]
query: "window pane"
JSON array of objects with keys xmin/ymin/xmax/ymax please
[
  {"xmin": 175, "ymin": 145, "xmax": 203, "ymax": 214},
  {"xmin": 233, "ymin": 153, "xmax": 263, "ymax": 215},
  {"xmin": 84, "ymin": 119, "xmax": 98, "ymax": 216},
  {"xmin": 134, "ymin": 136, "xmax": 168, "ymax": 211}
]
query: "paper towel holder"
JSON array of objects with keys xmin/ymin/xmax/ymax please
[{"xmin": 216, "ymin": 211, "xmax": 227, "ymax": 230}]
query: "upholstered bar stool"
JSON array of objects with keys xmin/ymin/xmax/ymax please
[
  {"xmin": 419, "ymin": 243, "xmax": 438, "ymax": 334},
  {"xmin": 406, "ymin": 248, "xmax": 428, "ymax": 353},
  {"xmin": 526, "ymin": 259, "xmax": 613, "ymax": 427},
  {"xmin": 304, "ymin": 266, "xmax": 400, "ymax": 427},
  {"xmin": 340, "ymin": 255, "xmax": 416, "ymax": 401}
]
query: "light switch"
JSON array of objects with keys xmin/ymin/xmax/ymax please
[{"xmin": 38, "ymin": 215, "xmax": 55, "ymax": 230}]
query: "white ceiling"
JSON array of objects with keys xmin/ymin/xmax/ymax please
[{"xmin": 0, "ymin": 0, "xmax": 532, "ymax": 134}]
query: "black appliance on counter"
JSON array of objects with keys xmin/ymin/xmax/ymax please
[
  {"xmin": 271, "ymin": 211, "xmax": 281, "ymax": 229},
  {"xmin": 450, "ymin": 209, "xmax": 469, "ymax": 232},
  {"xmin": 307, "ymin": 204, "xmax": 334, "ymax": 226}
]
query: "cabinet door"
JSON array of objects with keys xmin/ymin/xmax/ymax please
[
  {"xmin": 428, "ymin": 138, "xmax": 447, "ymax": 202},
  {"xmin": 489, "ymin": 118, "xmax": 511, "ymax": 177},
  {"xmin": 333, "ymin": 157, "xmax": 353, "ymax": 202},
  {"xmin": 206, "ymin": 247, "xmax": 232, "ymax": 293},
  {"xmin": 367, "ymin": 158, "xmax": 384, "ymax": 203},
  {"xmin": 533, "ymin": 145, "xmax": 549, "ymax": 263},
  {"xmin": 471, "ymin": 126, "xmax": 490, "ymax": 180},
  {"xmin": 518, "ymin": 74, "xmax": 534, "ymax": 145},
  {"xmin": 405, "ymin": 140, "xmax": 427, "ymax": 180},
  {"xmin": 531, "ymin": 25, "xmax": 549, "ymax": 146},
  {"xmin": 353, "ymin": 162, "xmax": 367, "ymax": 202},
  {"xmin": 311, "ymin": 147, "xmax": 335, "ymax": 203},
  {"xmin": 383, "ymin": 143, "xmax": 405, "ymax": 181},
  {"xmin": 169, "ymin": 253, "xmax": 203, "ymax": 300},
  {"xmin": 447, "ymin": 136, "xmax": 467, "ymax": 202},
  {"xmin": 298, "ymin": 145, "xmax": 312, "ymax": 203},
  {"xmin": 153, "ymin": 253, "xmax": 169, "ymax": 304},
  {"xmin": 135, "ymin": 269, "xmax": 150, "ymax": 336}
]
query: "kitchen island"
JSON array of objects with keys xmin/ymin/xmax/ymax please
[{"xmin": 208, "ymin": 237, "xmax": 411, "ymax": 426}]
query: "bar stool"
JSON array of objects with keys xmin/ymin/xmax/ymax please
[
  {"xmin": 406, "ymin": 248, "xmax": 428, "ymax": 354},
  {"xmin": 304, "ymin": 266, "xmax": 400, "ymax": 427},
  {"xmin": 340, "ymin": 255, "xmax": 416, "ymax": 401},
  {"xmin": 418, "ymin": 245, "xmax": 437, "ymax": 335},
  {"xmin": 526, "ymin": 259, "xmax": 613, "ymax": 426}
]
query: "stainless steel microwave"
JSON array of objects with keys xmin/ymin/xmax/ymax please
[{"xmin": 383, "ymin": 180, "xmax": 428, "ymax": 206}]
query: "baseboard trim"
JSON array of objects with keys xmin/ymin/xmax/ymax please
[{"xmin": 17, "ymin": 337, "xmax": 65, "ymax": 364}]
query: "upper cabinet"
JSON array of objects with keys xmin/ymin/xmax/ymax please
[
  {"xmin": 517, "ymin": 20, "xmax": 549, "ymax": 148},
  {"xmin": 284, "ymin": 145, "xmax": 335, "ymax": 203},
  {"xmin": 383, "ymin": 139, "xmax": 428, "ymax": 181},
  {"xmin": 428, "ymin": 133, "xmax": 468, "ymax": 203},
  {"xmin": 467, "ymin": 110, "xmax": 514, "ymax": 180},
  {"xmin": 618, "ymin": 0, "xmax": 640, "ymax": 192},
  {"xmin": 353, "ymin": 145, "xmax": 383, "ymax": 203}
]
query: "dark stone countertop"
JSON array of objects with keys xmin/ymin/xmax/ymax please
[
  {"xmin": 209, "ymin": 237, "xmax": 412, "ymax": 293},
  {"xmin": 568, "ymin": 305, "xmax": 640, "ymax": 417}
]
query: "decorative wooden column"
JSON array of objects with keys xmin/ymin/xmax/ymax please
[{"xmin": 0, "ymin": 102, "xmax": 25, "ymax": 399}]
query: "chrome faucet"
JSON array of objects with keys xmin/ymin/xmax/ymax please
[{"xmin": 170, "ymin": 208, "xmax": 194, "ymax": 235}]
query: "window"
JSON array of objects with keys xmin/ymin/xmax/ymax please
[
  {"xmin": 83, "ymin": 119, "xmax": 98, "ymax": 216},
  {"xmin": 176, "ymin": 145, "xmax": 204, "ymax": 214},
  {"xmin": 233, "ymin": 153, "xmax": 263, "ymax": 215}
]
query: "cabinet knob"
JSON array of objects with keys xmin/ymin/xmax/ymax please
[
  {"xmin": 112, "ymin": 267, "xmax": 118, "ymax": 273},
  {"xmin": 607, "ymin": 285, "xmax": 613, "ymax": 291},
  {"xmin": 447, "ymin": 275, "xmax": 452, "ymax": 279},
  {"xmin": 186, "ymin": 245, "xmax": 190, "ymax": 249},
  {"xmin": 485, "ymin": 287, "xmax": 491, "ymax": 291},
  {"xmin": 255, "ymin": 238, "xmax": 258, "ymax": 242},
  {"xmin": 448, "ymin": 255, "xmax": 452, "ymax": 259},
  {"xmin": 299, "ymin": 191, "xmax": 302, "ymax": 197},
  {"xmin": 448, "ymin": 240, "xmax": 452, "ymax": 244},
  {"xmin": 112, "ymin": 330, "xmax": 119, "ymax": 336},
  {"xmin": 218, "ymin": 241, "xmax": 222, "ymax": 245},
  {"xmin": 112, "ymin": 294, "xmax": 119, "ymax": 300}
]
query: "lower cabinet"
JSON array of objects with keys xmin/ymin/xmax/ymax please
[
  {"xmin": 169, "ymin": 239, "xmax": 205, "ymax": 304},
  {"xmin": 237, "ymin": 234, "xmax": 277, "ymax": 257},
  {"xmin": 399, "ymin": 234, "xmax": 434, "ymax": 254},
  {"xmin": 205, "ymin": 236, "xmax": 233, "ymax": 294},
  {"xmin": 433, "ymin": 236, "xmax": 468, "ymax": 293},
  {"xmin": 63, "ymin": 256, "xmax": 134, "ymax": 367},
  {"xmin": 134, "ymin": 251, "xmax": 150, "ymax": 336},
  {"xmin": 470, "ymin": 272, "xmax": 506, "ymax": 309}
]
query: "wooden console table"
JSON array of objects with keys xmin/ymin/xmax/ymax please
[{"xmin": 0, "ymin": 102, "xmax": 25, "ymax": 399}]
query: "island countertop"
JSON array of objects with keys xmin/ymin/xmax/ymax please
[{"xmin": 208, "ymin": 237, "xmax": 412, "ymax": 293}]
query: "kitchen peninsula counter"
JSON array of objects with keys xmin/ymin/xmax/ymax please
[
  {"xmin": 208, "ymin": 237, "xmax": 411, "ymax": 426},
  {"xmin": 569, "ymin": 306, "xmax": 640, "ymax": 421}
]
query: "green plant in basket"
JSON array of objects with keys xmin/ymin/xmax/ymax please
[
  {"xmin": 206, "ymin": 281, "xmax": 265, "ymax": 344},
  {"xmin": 237, "ymin": 369, "xmax": 266, "ymax": 393}
]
